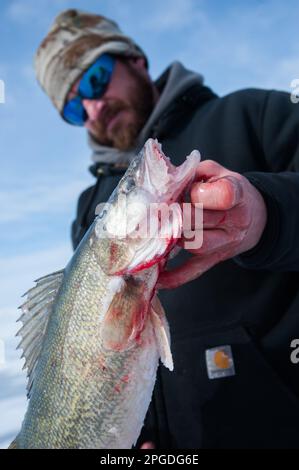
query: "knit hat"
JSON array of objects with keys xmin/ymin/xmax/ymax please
[{"xmin": 34, "ymin": 9, "xmax": 148, "ymax": 114}]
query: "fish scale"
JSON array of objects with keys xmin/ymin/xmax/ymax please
[{"xmin": 10, "ymin": 139, "xmax": 200, "ymax": 449}]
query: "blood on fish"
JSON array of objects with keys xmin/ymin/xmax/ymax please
[
  {"xmin": 114, "ymin": 376, "xmax": 130, "ymax": 394},
  {"xmin": 152, "ymin": 141, "xmax": 165, "ymax": 160},
  {"xmin": 121, "ymin": 375, "xmax": 130, "ymax": 384},
  {"xmin": 12, "ymin": 139, "xmax": 200, "ymax": 449},
  {"xmin": 98, "ymin": 356, "xmax": 106, "ymax": 371},
  {"xmin": 133, "ymin": 331, "xmax": 143, "ymax": 346},
  {"xmin": 114, "ymin": 238, "xmax": 176, "ymax": 276}
]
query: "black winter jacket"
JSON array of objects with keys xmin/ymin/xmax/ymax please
[{"xmin": 71, "ymin": 79, "xmax": 299, "ymax": 448}]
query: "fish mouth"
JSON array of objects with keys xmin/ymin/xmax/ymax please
[
  {"xmin": 136, "ymin": 139, "xmax": 201, "ymax": 202},
  {"xmin": 95, "ymin": 139, "xmax": 201, "ymax": 276}
]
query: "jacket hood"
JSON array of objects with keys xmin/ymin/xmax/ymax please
[{"xmin": 88, "ymin": 61, "xmax": 204, "ymax": 174}]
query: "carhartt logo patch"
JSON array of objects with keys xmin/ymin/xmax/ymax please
[{"xmin": 205, "ymin": 345, "xmax": 235, "ymax": 379}]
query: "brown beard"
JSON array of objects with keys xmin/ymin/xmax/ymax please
[{"xmin": 89, "ymin": 63, "xmax": 156, "ymax": 151}]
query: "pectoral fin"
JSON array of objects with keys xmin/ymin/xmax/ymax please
[
  {"xmin": 101, "ymin": 277, "xmax": 148, "ymax": 352},
  {"xmin": 150, "ymin": 296, "xmax": 173, "ymax": 371}
]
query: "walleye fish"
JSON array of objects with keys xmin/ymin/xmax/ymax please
[{"xmin": 10, "ymin": 139, "xmax": 200, "ymax": 449}]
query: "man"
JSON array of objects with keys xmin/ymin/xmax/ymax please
[{"xmin": 35, "ymin": 9, "xmax": 299, "ymax": 448}]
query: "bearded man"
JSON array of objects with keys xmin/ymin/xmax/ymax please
[{"xmin": 34, "ymin": 9, "xmax": 299, "ymax": 449}]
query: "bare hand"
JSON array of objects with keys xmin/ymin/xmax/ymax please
[{"xmin": 158, "ymin": 159, "xmax": 267, "ymax": 289}]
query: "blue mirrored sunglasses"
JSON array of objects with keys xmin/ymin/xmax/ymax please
[{"xmin": 63, "ymin": 54, "xmax": 115, "ymax": 126}]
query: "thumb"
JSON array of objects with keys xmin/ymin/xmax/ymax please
[{"xmin": 191, "ymin": 175, "xmax": 243, "ymax": 210}]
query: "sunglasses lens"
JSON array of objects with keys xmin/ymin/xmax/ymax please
[
  {"xmin": 63, "ymin": 97, "xmax": 87, "ymax": 126},
  {"xmin": 79, "ymin": 54, "xmax": 115, "ymax": 100},
  {"xmin": 63, "ymin": 54, "xmax": 115, "ymax": 126}
]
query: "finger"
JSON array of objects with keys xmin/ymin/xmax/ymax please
[
  {"xmin": 189, "ymin": 207, "xmax": 227, "ymax": 229},
  {"xmin": 140, "ymin": 441, "xmax": 156, "ymax": 449},
  {"xmin": 181, "ymin": 204, "xmax": 226, "ymax": 231},
  {"xmin": 180, "ymin": 228, "xmax": 234, "ymax": 254},
  {"xmin": 203, "ymin": 210, "xmax": 227, "ymax": 229},
  {"xmin": 195, "ymin": 159, "xmax": 229, "ymax": 181},
  {"xmin": 157, "ymin": 252, "xmax": 223, "ymax": 290},
  {"xmin": 191, "ymin": 176, "xmax": 243, "ymax": 210}
]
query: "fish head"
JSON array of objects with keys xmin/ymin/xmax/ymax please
[{"xmin": 94, "ymin": 138, "xmax": 200, "ymax": 276}]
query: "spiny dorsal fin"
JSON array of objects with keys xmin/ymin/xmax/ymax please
[{"xmin": 16, "ymin": 270, "xmax": 64, "ymax": 398}]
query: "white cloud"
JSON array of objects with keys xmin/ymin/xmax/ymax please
[
  {"xmin": 0, "ymin": 395, "xmax": 27, "ymax": 449},
  {"xmin": 143, "ymin": 0, "xmax": 204, "ymax": 32},
  {"xmin": 5, "ymin": 0, "xmax": 69, "ymax": 25},
  {"xmin": 6, "ymin": 1, "xmax": 37, "ymax": 23},
  {"xmin": 0, "ymin": 62, "xmax": 9, "ymax": 77},
  {"xmin": 21, "ymin": 64, "xmax": 35, "ymax": 83},
  {"xmin": 159, "ymin": 0, "xmax": 299, "ymax": 94},
  {"xmin": 0, "ymin": 244, "xmax": 71, "ymax": 307},
  {"xmin": 258, "ymin": 56, "xmax": 299, "ymax": 91},
  {"xmin": 0, "ymin": 178, "xmax": 89, "ymax": 224}
]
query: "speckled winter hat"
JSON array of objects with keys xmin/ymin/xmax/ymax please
[{"xmin": 34, "ymin": 9, "xmax": 148, "ymax": 114}]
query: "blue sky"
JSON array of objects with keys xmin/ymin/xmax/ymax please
[{"xmin": 0, "ymin": 0, "xmax": 299, "ymax": 447}]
